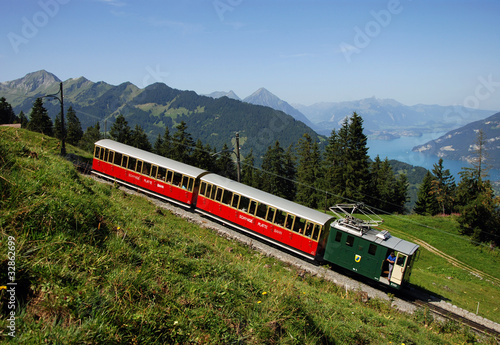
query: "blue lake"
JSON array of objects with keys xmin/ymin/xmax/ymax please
[{"xmin": 367, "ymin": 133, "xmax": 500, "ymax": 181}]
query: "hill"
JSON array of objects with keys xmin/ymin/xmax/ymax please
[
  {"xmin": 0, "ymin": 71, "xmax": 325, "ymax": 160},
  {"xmin": 294, "ymin": 97, "xmax": 495, "ymax": 136},
  {"xmin": 412, "ymin": 112, "xmax": 500, "ymax": 169},
  {"xmin": 1, "ymin": 126, "xmax": 498, "ymax": 343}
]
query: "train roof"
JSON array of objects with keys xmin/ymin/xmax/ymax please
[
  {"xmin": 201, "ymin": 173, "xmax": 334, "ymax": 225},
  {"xmin": 94, "ymin": 139, "xmax": 208, "ymax": 178},
  {"xmin": 332, "ymin": 221, "xmax": 419, "ymax": 255}
]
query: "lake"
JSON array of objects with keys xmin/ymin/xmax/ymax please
[{"xmin": 367, "ymin": 132, "xmax": 500, "ymax": 182}]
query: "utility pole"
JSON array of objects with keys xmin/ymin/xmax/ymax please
[
  {"xmin": 235, "ymin": 132, "xmax": 241, "ymax": 183},
  {"xmin": 44, "ymin": 82, "xmax": 66, "ymax": 155}
]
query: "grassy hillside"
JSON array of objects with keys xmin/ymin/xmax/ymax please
[{"xmin": 0, "ymin": 127, "xmax": 497, "ymax": 344}]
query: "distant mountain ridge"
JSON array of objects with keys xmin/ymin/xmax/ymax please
[
  {"xmin": 412, "ymin": 112, "xmax": 500, "ymax": 169},
  {"xmin": 294, "ymin": 97, "xmax": 495, "ymax": 137},
  {"xmin": 0, "ymin": 70, "xmax": 324, "ymax": 162}
]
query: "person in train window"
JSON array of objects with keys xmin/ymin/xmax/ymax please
[{"xmin": 386, "ymin": 252, "xmax": 396, "ymax": 281}]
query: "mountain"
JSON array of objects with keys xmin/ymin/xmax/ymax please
[
  {"xmin": 412, "ymin": 112, "xmax": 500, "ymax": 169},
  {"xmin": 294, "ymin": 97, "xmax": 495, "ymax": 137},
  {"xmin": 243, "ymin": 88, "xmax": 317, "ymax": 130},
  {"xmin": 1, "ymin": 71, "xmax": 324, "ymax": 161},
  {"xmin": 205, "ymin": 90, "xmax": 241, "ymax": 101}
]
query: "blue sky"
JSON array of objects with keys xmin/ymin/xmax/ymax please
[{"xmin": 2, "ymin": 0, "xmax": 500, "ymax": 110}]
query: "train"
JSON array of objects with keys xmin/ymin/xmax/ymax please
[{"xmin": 92, "ymin": 139, "xmax": 419, "ymax": 289}]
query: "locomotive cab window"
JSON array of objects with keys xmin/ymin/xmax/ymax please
[
  {"xmin": 368, "ymin": 244, "xmax": 377, "ymax": 255},
  {"xmin": 346, "ymin": 235, "xmax": 354, "ymax": 247},
  {"xmin": 335, "ymin": 231, "xmax": 342, "ymax": 242},
  {"xmin": 397, "ymin": 254, "xmax": 407, "ymax": 266}
]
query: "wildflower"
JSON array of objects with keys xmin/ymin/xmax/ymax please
[
  {"xmin": 174, "ymin": 321, "xmax": 179, "ymax": 325},
  {"xmin": 0, "ymin": 286, "xmax": 6, "ymax": 290},
  {"xmin": 257, "ymin": 301, "xmax": 261, "ymax": 304},
  {"xmin": 262, "ymin": 292, "xmax": 267, "ymax": 295}
]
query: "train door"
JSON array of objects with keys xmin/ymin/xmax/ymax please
[{"xmin": 390, "ymin": 253, "xmax": 408, "ymax": 285}]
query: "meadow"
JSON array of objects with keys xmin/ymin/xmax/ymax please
[{"xmin": 0, "ymin": 127, "xmax": 498, "ymax": 344}]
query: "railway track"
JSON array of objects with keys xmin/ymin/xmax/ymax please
[{"xmin": 80, "ymin": 161, "xmax": 500, "ymax": 342}]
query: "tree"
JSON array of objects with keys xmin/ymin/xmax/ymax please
[
  {"xmin": 27, "ymin": 98, "xmax": 53, "ymax": 136},
  {"xmin": 171, "ymin": 121, "xmax": 194, "ymax": 164},
  {"xmin": 18, "ymin": 111, "xmax": 28, "ymax": 128},
  {"xmin": 344, "ymin": 112, "xmax": 371, "ymax": 203},
  {"xmin": 79, "ymin": 122, "xmax": 102, "ymax": 152},
  {"xmin": 130, "ymin": 124, "xmax": 152, "ymax": 151},
  {"xmin": 241, "ymin": 149, "xmax": 259, "ymax": 188},
  {"xmin": 192, "ymin": 139, "xmax": 213, "ymax": 171},
  {"xmin": 215, "ymin": 143, "xmax": 237, "ymax": 179},
  {"xmin": 53, "ymin": 112, "xmax": 64, "ymax": 140},
  {"xmin": 0, "ymin": 97, "xmax": 17, "ymax": 124},
  {"xmin": 414, "ymin": 171, "xmax": 440, "ymax": 215},
  {"xmin": 393, "ymin": 173, "xmax": 409, "ymax": 213},
  {"xmin": 430, "ymin": 158, "xmax": 456, "ymax": 214},
  {"xmin": 283, "ymin": 144, "xmax": 297, "ymax": 201},
  {"xmin": 110, "ymin": 114, "xmax": 131, "ymax": 144},
  {"xmin": 323, "ymin": 127, "xmax": 347, "ymax": 205},
  {"xmin": 66, "ymin": 106, "xmax": 83, "ymax": 146},
  {"xmin": 295, "ymin": 133, "xmax": 322, "ymax": 208},
  {"xmin": 155, "ymin": 126, "xmax": 173, "ymax": 158},
  {"xmin": 261, "ymin": 141, "xmax": 289, "ymax": 198}
]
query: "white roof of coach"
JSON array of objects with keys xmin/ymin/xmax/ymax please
[
  {"xmin": 95, "ymin": 139, "xmax": 208, "ymax": 178},
  {"xmin": 201, "ymin": 173, "xmax": 334, "ymax": 225}
]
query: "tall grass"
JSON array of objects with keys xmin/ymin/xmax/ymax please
[{"xmin": 0, "ymin": 127, "xmax": 497, "ymax": 344}]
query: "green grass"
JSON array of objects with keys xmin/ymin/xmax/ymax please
[{"xmin": 0, "ymin": 127, "xmax": 498, "ymax": 344}]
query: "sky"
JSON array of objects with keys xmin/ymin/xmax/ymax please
[{"xmin": 2, "ymin": 0, "xmax": 500, "ymax": 110}]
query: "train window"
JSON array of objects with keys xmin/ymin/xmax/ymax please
[
  {"xmin": 94, "ymin": 146, "xmax": 100, "ymax": 158},
  {"xmin": 99, "ymin": 148, "xmax": 105, "ymax": 160},
  {"xmin": 346, "ymin": 235, "xmax": 354, "ymax": 247},
  {"xmin": 239, "ymin": 196, "xmax": 250, "ymax": 212},
  {"xmin": 136, "ymin": 160, "xmax": 143, "ymax": 173},
  {"xmin": 396, "ymin": 254, "xmax": 407, "ymax": 266},
  {"xmin": 166, "ymin": 170, "xmax": 173, "ymax": 183},
  {"xmin": 368, "ymin": 244, "xmax": 377, "ymax": 255},
  {"xmin": 157, "ymin": 167, "xmax": 166, "ymax": 181},
  {"xmin": 173, "ymin": 172, "xmax": 182, "ymax": 187},
  {"xmin": 222, "ymin": 190, "xmax": 233, "ymax": 205},
  {"xmin": 256, "ymin": 203, "xmax": 267, "ymax": 219},
  {"xmin": 210, "ymin": 185, "xmax": 217, "ymax": 199},
  {"xmin": 114, "ymin": 152, "xmax": 122, "ymax": 165},
  {"xmin": 248, "ymin": 200, "xmax": 257, "ymax": 215},
  {"xmin": 107, "ymin": 150, "xmax": 114, "ymax": 163},
  {"xmin": 180, "ymin": 176, "xmax": 190, "ymax": 190},
  {"xmin": 293, "ymin": 217, "xmax": 306, "ymax": 233},
  {"xmin": 285, "ymin": 214, "xmax": 295, "ymax": 230},
  {"xmin": 121, "ymin": 155, "xmax": 128, "ymax": 168},
  {"xmin": 231, "ymin": 194, "xmax": 240, "ymax": 208},
  {"xmin": 151, "ymin": 165, "xmax": 158, "ymax": 179},
  {"xmin": 335, "ymin": 231, "xmax": 342, "ymax": 242},
  {"xmin": 142, "ymin": 162, "xmax": 151, "ymax": 176},
  {"xmin": 200, "ymin": 182, "xmax": 207, "ymax": 196},
  {"xmin": 215, "ymin": 188, "xmax": 223, "ymax": 202},
  {"xmin": 303, "ymin": 222, "xmax": 314, "ymax": 237},
  {"xmin": 312, "ymin": 225, "xmax": 322, "ymax": 241},
  {"xmin": 187, "ymin": 178, "xmax": 194, "ymax": 191},
  {"xmin": 128, "ymin": 157, "xmax": 137, "ymax": 171},
  {"xmin": 274, "ymin": 210, "xmax": 286, "ymax": 227},
  {"xmin": 266, "ymin": 207, "xmax": 276, "ymax": 222}
]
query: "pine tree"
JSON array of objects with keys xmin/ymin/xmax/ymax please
[
  {"xmin": 430, "ymin": 158, "xmax": 456, "ymax": 214},
  {"xmin": 414, "ymin": 171, "xmax": 440, "ymax": 215},
  {"xmin": 192, "ymin": 139, "xmax": 213, "ymax": 171},
  {"xmin": 0, "ymin": 97, "xmax": 17, "ymax": 124},
  {"xmin": 110, "ymin": 114, "xmax": 131, "ymax": 145},
  {"xmin": 345, "ymin": 112, "xmax": 370, "ymax": 203},
  {"xmin": 28, "ymin": 98, "xmax": 53, "ymax": 136},
  {"xmin": 241, "ymin": 149, "xmax": 259, "ymax": 188},
  {"xmin": 393, "ymin": 173, "xmax": 409, "ymax": 213},
  {"xmin": 171, "ymin": 121, "xmax": 194, "ymax": 164},
  {"xmin": 19, "ymin": 111, "xmax": 28, "ymax": 128},
  {"xmin": 79, "ymin": 122, "xmax": 102, "ymax": 152},
  {"xmin": 261, "ymin": 141, "xmax": 288, "ymax": 198},
  {"xmin": 215, "ymin": 143, "xmax": 237, "ymax": 179},
  {"xmin": 295, "ymin": 133, "xmax": 322, "ymax": 208},
  {"xmin": 157, "ymin": 126, "xmax": 173, "ymax": 158},
  {"xmin": 130, "ymin": 124, "xmax": 152, "ymax": 151},
  {"xmin": 323, "ymin": 127, "xmax": 347, "ymax": 204},
  {"xmin": 53, "ymin": 112, "xmax": 63, "ymax": 140},
  {"xmin": 283, "ymin": 144, "xmax": 297, "ymax": 201},
  {"xmin": 153, "ymin": 134, "xmax": 164, "ymax": 155},
  {"xmin": 66, "ymin": 106, "xmax": 83, "ymax": 146}
]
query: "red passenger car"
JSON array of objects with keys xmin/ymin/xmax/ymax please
[
  {"xmin": 92, "ymin": 139, "xmax": 208, "ymax": 207},
  {"xmin": 196, "ymin": 174, "xmax": 334, "ymax": 260}
]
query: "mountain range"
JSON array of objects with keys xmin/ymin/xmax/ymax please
[
  {"xmin": 0, "ymin": 71, "xmax": 323, "ymax": 162},
  {"xmin": 412, "ymin": 112, "xmax": 500, "ymax": 169}
]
